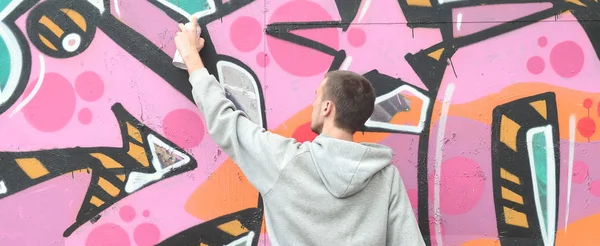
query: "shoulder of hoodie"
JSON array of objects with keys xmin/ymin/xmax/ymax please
[{"xmin": 379, "ymin": 164, "xmax": 402, "ymax": 191}]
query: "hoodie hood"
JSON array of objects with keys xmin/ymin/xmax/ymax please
[{"xmin": 308, "ymin": 134, "xmax": 393, "ymax": 198}]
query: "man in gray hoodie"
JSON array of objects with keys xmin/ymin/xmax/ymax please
[{"xmin": 174, "ymin": 17, "xmax": 425, "ymax": 245}]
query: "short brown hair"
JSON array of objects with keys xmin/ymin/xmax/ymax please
[{"xmin": 323, "ymin": 70, "xmax": 376, "ymax": 133}]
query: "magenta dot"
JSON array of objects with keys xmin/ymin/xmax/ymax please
[
  {"xmin": 75, "ymin": 71, "xmax": 104, "ymax": 102},
  {"xmin": 538, "ymin": 36, "xmax": 547, "ymax": 47},
  {"xmin": 267, "ymin": 0, "xmax": 339, "ymax": 77},
  {"xmin": 590, "ymin": 180, "xmax": 600, "ymax": 197},
  {"xmin": 163, "ymin": 109, "xmax": 205, "ymax": 148},
  {"xmin": 429, "ymin": 156, "xmax": 485, "ymax": 215},
  {"xmin": 119, "ymin": 205, "xmax": 136, "ymax": 222},
  {"xmin": 85, "ymin": 223, "xmax": 130, "ymax": 246},
  {"xmin": 407, "ymin": 188, "xmax": 418, "ymax": 209},
  {"xmin": 347, "ymin": 28, "xmax": 366, "ymax": 47},
  {"xmin": 572, "ymin": 161, "xmax": 589, "ymax": 184},
  {"xmin": 133, "ymin": 223, "xmax": 160, "ymax": 246},
  {"xmin": 143, "ymin": 210, "xmax": 150, "ymax": 217},
  {"xmin": 527, "ymin": 56, "xmax": 545, "ymax": 75},
  {"xmin": 256, "ymin": 52, "xmax": 270, "ymax": 67},
  {"xmin": 550, "ymin": 41, "xmax": 584, "ymax": 78},
  {"xmin": 584, "ymin": 98, "xmax": 593, "ymax": 109},
  {"xmin": 230, "ymin": 16, "xmax": 262, "ymax": 52},
  {"xmin": 22, "ymin": 73, "xmax": 76, "ymax": 132},
  {"xmin": 78, "ymin": 108, "xmax": 92, "ymax": 124}
]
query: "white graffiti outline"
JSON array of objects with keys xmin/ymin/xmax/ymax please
[
  {"xmin": 217, "ymin": 60, "xmax": 265, "ymax": 127},
  {"xmin": 9, "ymin": 54, "xmax": 44, "ymax": 117},
  {"xmin": 124, "ymin": 133, "xmax": 192, "ymax": 193},
  {"xmin": 526, "ymin": 125, "xmax": 557, "ymax": 246},
  {"xmin": 365, "ymin": 84, "xmax": 431, "ymax": 133},
  {"xmin": 154, "ymin": 0, "xmax": 216, "ymax": 20}
]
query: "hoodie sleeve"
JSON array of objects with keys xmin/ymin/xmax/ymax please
[
  {"xmin": 188, "ymin": 68, "xmax": 302, "ymax": 194},
  {"xmin": 387, "ymin": 166, "xmax": 426, "ymax": 245}
]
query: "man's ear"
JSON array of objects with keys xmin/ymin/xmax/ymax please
[{"xmin": 322, "ymin": 101, "xmax": 333, "ymax": 116}]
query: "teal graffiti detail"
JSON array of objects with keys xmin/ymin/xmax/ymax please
[
  {"xmin": 0, "ymin": 34, "xmax": 9, "ymax": 91},
  {"xmin": 532, "ymin": 131, "xmax": 548, "ymax": 231},
  {"xmin": 0, "ymin": 0, "xmax": 9, "ymax": 12},
  {"xmin": 168, "ymin": 0, "xmax": 210, "ymax": 15},
  {"xmin": 0, "ymin": 0, "xmax": 11, "ymax": 91}
]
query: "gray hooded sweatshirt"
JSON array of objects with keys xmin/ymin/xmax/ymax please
[{"xmin": 189, "ymin": 68, "xmax": 425, "ymax": 245}]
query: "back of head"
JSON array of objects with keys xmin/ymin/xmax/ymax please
[{"xmin": 324, "ymin": 70, "xmax": 376, "ymax": 133}]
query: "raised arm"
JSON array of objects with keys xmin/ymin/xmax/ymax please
[{"xmin": 174, "ymin": 18, "xmax": 303, "ymax": 194}]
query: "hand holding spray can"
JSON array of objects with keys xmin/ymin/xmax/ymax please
[{"xmin": 172, "ymin": 21, "xmax": 201, "ymax": 70}]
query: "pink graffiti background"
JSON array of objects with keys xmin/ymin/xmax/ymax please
[{"xmin": 1, "ymin": 0, "xmax": 600, "ymax": 245}]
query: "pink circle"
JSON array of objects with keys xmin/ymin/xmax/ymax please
[
  {"xmin": 267, "ymin": 0, "xmax": 339, "ymax": 77},
  {"xmin": 572, "ymin": 161, "xmax": 589, "ymax": 184},
  {"xmin": 143, "ymin": 210, "xmax": 150, "ymax": 217},
  {"xmin": 119, "ymin": 205, "xmax": 136, "ymax": 222},
  {"xmin": 527, "ymin": 56, "xmax": 545, "ymax": 74},
  {"xmin": 75, "ymin": 71, "xmax": 104, "ymax": 102},
  {"xmin": 429, "ymin": 156, "xmax": 485, "ymax": 215},
  {"xmin": 78, "ymin": 108, "xmax": 92, "ymax": 124},
  {"xmin": 590, "ymin": 180, "xmax": 600, "ymax": 197},
  {"xmin": 163, "ymin": 109, "xmax": 205, "ymax": 148},
  {"xmin": 550, "ymin": 41, "xmax": 584, "ymax": 78},
  {"xmin": 230, "ymin": 16, "xmax": 262, "ymax": 52},
  {"xmin": 407, "ymin": 188, "xmax": 418, "ymax": 209},
  {"xmin": 22, "ymin": 73, "xmax": 76, "ymax": 132},
  {"xmin": 256, "ymin": 52, "xmax": 270, "ymax": 67},
  {"xmin": 133, "ymin": 223, "xmax": 160, "ymax": 246},
  {"xmin": 347, "ymin": 28, "xmax": 366, "ymax": 47},
  {"xmin": 85, "ymin": 223, "xmax": 130, "ymax": 246},
  {"xmin": 538, "ymin": 37, "xmax": 547, "ymax": 47}
]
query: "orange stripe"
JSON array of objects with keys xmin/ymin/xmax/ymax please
[
  {"xmin": 38, "ymin": 34, "xmax": 58, "ymax": 51},
  {"xmin": 98, "ymin": 177, "xmax": 120, "ymax": 197},
  {"xmin": 428, "ymin": 82, "xmax": 600, "ymax": 142},
  {"xmin": 15, "ymin": 158, "xmax": 49, "ymax": 179},
  {"xmin": 128, "ymin": 142, "xmax": 150, "ymax": 167},
  {"xmin": 39, "ymin": 15, "xmax": 64, "ymax": 37},
  {"xmin": 90, "ymin": 196, "xmax": 104, "ymax": 207},
  {"xmin": 90, "ymin": 153, "xmax": 124, "ymax": 169},
  {"xmin": 60, "ymin": 9, "xmax": 87, "ymax": 31},
  {"xmin": 126, "ymin": 122, "xmax": 143, "ymax": 143}
]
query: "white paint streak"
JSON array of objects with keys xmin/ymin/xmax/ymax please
[
  {"xmin": 357, "ymin": 0, "xmax": 372, "ymax": 23},
  {"xmin": 113, "ymin": 0, "xmax": 121, "ymax": 17},
  {"xmin": 456, "ymin": 13, "xmax": 462, "ymax": 31},
  {"xmin": 565, "ymin": 114, "xmax": 576, "ymax": 234},
  {"xmin": 0, "ymin": 180, "xmax": 6, "ymax": 195},
  {"xmin": 438, "ymin": 0, "xmax": 466, "ymax": 5},
  {"xmin": 434, "ymin": 83, "xmax": 455, "ymax": 246},
  {"xmin": 340, "ymin": 56, "xmax": 353, "ymax": 70},
  {"xmin": 10, "ymin": 55, "xmax": 45, "ymax": 117}
]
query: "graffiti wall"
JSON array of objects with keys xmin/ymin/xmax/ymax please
[{"xmin": 1, "ymin": 0, "xmax": 599, "ymax": 245}]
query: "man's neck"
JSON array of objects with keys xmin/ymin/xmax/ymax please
[{"xmin": 321, "ymin": 125, "xmax": 354, "ymax": 142}]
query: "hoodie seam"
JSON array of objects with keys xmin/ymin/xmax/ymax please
[
  {"xmin": 263, "ymin": 150, "xmax": 311, "ymax": 197},
  {"xmin": 341, "ymin": 148, "xmax": 369, "ymax": 197}
]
